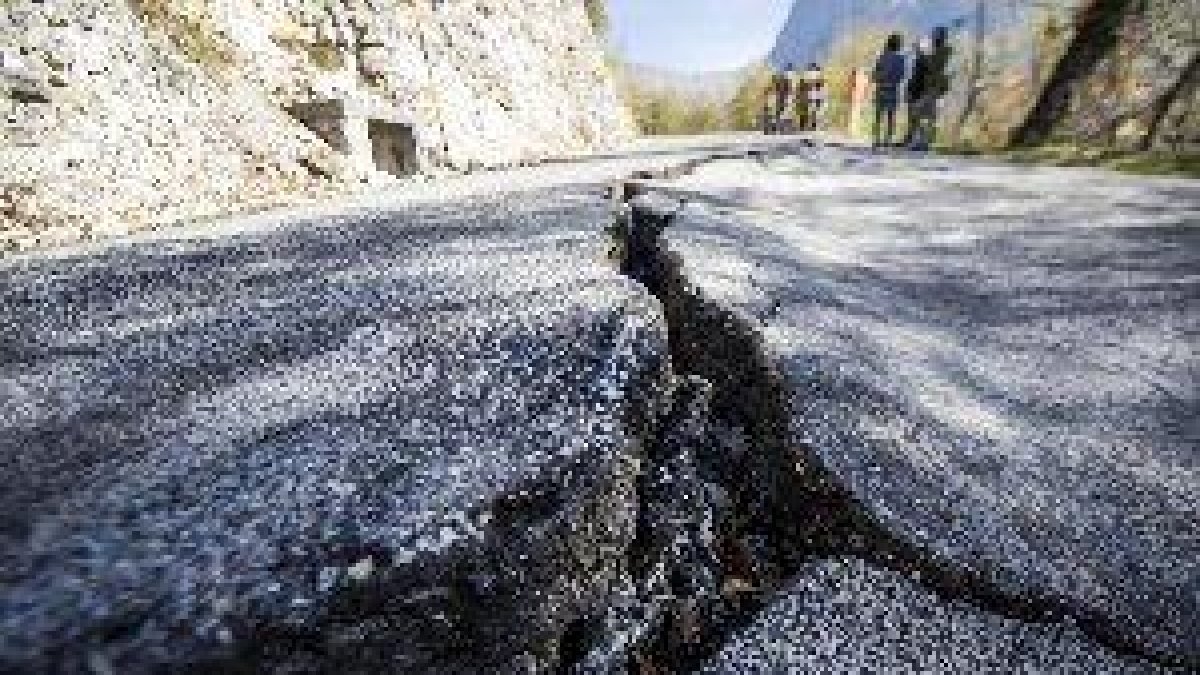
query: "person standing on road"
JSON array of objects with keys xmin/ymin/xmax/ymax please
[
  {"xmin": 905, "ymin": 39, "xmax": 932, "ymax": 148},
  {"xmin": 872, "ymin": 34, "xmax": 908, "ymax": 148},
  {"xmin": 802, "ymin": 63, "xmax": 827, "ymax": 131},
  {"xmin": 793, "ymin": 66, "xmax": 811, "ymax": 128},
  {"xmin": 760, "ymin": 99, "xmax": 773, "ymax": 134},
  {"xmin": 921, "ymin": 26, "xmax": 953, "ymax": 148},
  {"xmin": 771, "ymin": 63, "xmax": 795, "ymax": 133}
]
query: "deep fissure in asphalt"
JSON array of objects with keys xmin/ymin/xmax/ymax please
[{"xmin": 607, "ymin": 175, "xmax": 1189, "ymax": 673}]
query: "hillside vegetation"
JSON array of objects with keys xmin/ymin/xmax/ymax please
[{"xmin": 616, "ymin": 66, "xmax": 766, "ymax": 135}]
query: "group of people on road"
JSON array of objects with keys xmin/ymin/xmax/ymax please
[
  {"xmin": 872, "ymin": 26, "xmax": 953, "ymax": 150},
  {"xmin": 763, "ymin": 26, "xmax": 953, "ymax": 152},
  {"xmin": 764, "ymin": 62, "xmax": 827, "ymax": 134}
]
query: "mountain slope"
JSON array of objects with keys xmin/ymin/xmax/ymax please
[{"xmin": 768, "ymin": 0, "xmax": 1037, "ymax": 68}]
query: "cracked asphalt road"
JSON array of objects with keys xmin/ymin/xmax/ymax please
[
  {"xmin": 2, "ymin": 138, "xmax": 1195, "ymax": 672},
  {"xmin": 0, "ymin": 152, "xmax": 699, "ymax": 671},
  {"xmin": 648, "ymin": 145, "xmax": 1200, "ymax": 669}
]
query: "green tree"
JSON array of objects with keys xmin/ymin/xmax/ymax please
[
  {"xmin": 648, "ymin": 93, "xmax": 682, "ymax": 134},
  {"xmin": 683, "ymin": 102, "xmax": 721, "ymax": 134},
  {"xmin": 730, "ymin": 63, "xmax": 773, "ymax": 131}
]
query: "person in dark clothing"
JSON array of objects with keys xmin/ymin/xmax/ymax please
[
  {"xmin": 802, "ymin": 63, "xmax": 826, "ymax": 131},
  {"xmin": 919, "ymin": 26, "xmax": 954, "ymax": 148},
  {"xmin": 771, "ymin": 64, "xmax": 795, "ymax": 131},
  {"xmin": 929, "ymin": 26, "xmax": 953, "ymax": 96},
  {"xmin": 904, "ymin": 39, "xmax": 931, "ymax": 147},
  {"xmin": 872, "ymin": 33, "xmax": 908, "ymax": 148}
]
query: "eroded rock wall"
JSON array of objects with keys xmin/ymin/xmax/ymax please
[
  {"xmin": 1014, "ymin": 0, "xmax": 1199, "ymax": 148},
  {"xmin": 0, "ymin": 0, "xmax": 634, "ymax": 253}
]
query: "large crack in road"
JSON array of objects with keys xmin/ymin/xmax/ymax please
[
  {"xmin": 608, "ymin": 146, "xmax": 1198, "ymax": 673},
  {"xmin": 613, "ymin": 187, "xmax": 1169, "ymax": 673},
  {"xmin": 1, "ymin": 141, "xmax": 1195, "ymax": 674},
  {"xmin": 0, "ymin": 141, "xmax": 795, "ymax": 675}
]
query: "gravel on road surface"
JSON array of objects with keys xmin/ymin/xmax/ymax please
[{"xmin": 702, "ymin": 557, "xmax": 1169, "ymax": 674}]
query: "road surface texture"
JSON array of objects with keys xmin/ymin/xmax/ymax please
[
  {"xmin": 626, "ymin": 144, "xmax": 1198, "ymax": 672},
  {"xmin": 702, "ymin": 557, "xmax": 1163, "ymax": 674},
  {"xmin": 0, "ymin": 139, "xmax": 806, "ymax": 673},
  {"xmin": 1, "ymin": 137, "xmax": 1196, "ymax": 673}
]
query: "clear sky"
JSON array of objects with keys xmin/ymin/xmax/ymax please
[{"xmin": 607, "ymin": 0, "xmax": 794, "ymax": 73}]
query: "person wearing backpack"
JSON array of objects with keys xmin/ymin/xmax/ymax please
[{"xmin": 905, "ymin": 38, "xmax": 933, "ymax": 149}]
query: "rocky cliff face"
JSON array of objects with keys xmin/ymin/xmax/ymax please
[
  {"xmin": 0, "ymin": 0, "xmax": 634, "ymax": 253},
  {"xmin": 1045, "ymin": 0, "xmax": 1199, "ymax": 148}
]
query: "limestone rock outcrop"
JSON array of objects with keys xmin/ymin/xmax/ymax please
[
  {"xmin": 1013, "ymin": 0, "xmax": 1199, "ymax": 148},
  {"xmin": 0, "ymin": 0, "xmax": 634, "ymax": 252}
]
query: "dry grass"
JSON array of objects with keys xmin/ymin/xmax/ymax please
[
  {"xmin": 300, "ymin": 40, "xmax": 345, "ymax": 72},
  {"xmin": 127, "ymin": 0, "xmax": 237, "ymax": 71},
  {"xmin": 270, "ymin": 17, "xmax": 346, "ymax": 72},
  {"xmin": 941, "ymin": 143, "xmax": 1200, "ymax": 178}
]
